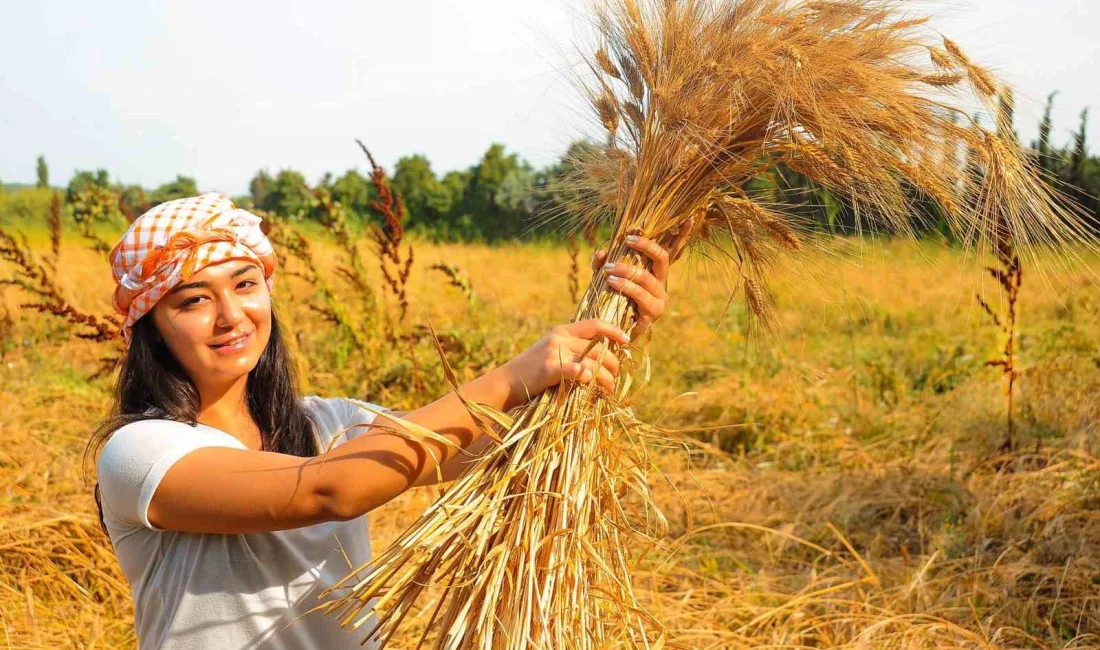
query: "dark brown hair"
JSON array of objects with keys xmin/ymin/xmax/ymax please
[{"xmin": 84, "ymin": 305, "xmax": 319, "ymax": 534}]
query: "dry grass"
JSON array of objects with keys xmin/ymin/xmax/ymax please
[
  {"xmin": 0, "ymin": 221, "xmax": 1098, "ymax": 647},
  {"xmin": 2, "ymin": 3, "xmax": 1098, "ymax": 643},
  {"xmin": 358, "ymin": 140, "xmax": 415, "ymax": 330},
  {"xmin": 974, "ymin": 90, "xmax": 1024, "ymax": 453},
  {"xmin": 323, "ymin": 1, "xmax": 1096, "ymax": 647}
]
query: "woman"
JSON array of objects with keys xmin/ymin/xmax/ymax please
[{"xmin": 90, "ymin": 192, "xmax": 686, "ymax": 649}]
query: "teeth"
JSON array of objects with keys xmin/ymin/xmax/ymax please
[{"xmin": 217, "ymin": 334, "xmax": 248, "ymax": 348}]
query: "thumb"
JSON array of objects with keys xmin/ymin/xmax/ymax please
[{"xmin": 591, "ymin": 249, "xmax": 606, "ymax": 272}]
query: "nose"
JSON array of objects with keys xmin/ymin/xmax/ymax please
[{"xmin": 214, "ymin": 289, "xmax": 247, "ymax": 331}]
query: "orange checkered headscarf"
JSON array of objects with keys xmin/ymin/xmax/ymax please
[{"xmin": 109, "ymin": 192, "xmax": 277, "ymax": 345}]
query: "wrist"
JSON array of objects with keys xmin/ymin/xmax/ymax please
[
  {"xmin": 492, "ymin": 360, "xmax": 531, "ymax": 411},
  {"xmin": 466, "ymin": 361, "xmax": 528, "ymax": 413}
]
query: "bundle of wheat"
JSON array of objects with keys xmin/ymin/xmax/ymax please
[{"xmin": 317, "ymin": 1, "xmax": 1093, "ymax": 648}]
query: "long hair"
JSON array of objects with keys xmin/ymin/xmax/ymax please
[{"xmin": 84, "ymin": 304, "xmax": 319, "ymax": 534}]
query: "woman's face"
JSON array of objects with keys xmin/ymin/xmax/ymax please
[{"xmin": 150, "ymin": 260, "xmax": 272, "ymax": 387}]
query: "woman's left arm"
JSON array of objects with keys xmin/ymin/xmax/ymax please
[
  {"xmin": 412, "ymin": 434, "xmax": 495, "ymax": 486},
  {"xmin": 375, "ymin": 410, "xmax": 490, "ymax": 486}
]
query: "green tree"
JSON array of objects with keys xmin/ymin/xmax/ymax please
[
  {"xmin": 149, "ymin": 175, "xmax": 199, "ymax": 205},
  {"xmin": 265, "ymin": 169, "xmax": 312, "ymax": 219},
  {"xmin": 66, "ymin": 169, "xmax": 111, "ymax": 202},
  {"xmin": 330, "ymin": 169, "xmax": 374, "ymax": 220},
  {"xmin": 1033, "ymin": 91, "xmax": 1057, "ymax": 173},
  {"xmin": 1068, "ymin": 107, "xmax": 1089, "ymax": 188},
  {"xmin": 36, "ymin": 156, "xmax": 48, "ymax": 189},
  {"xmin": 1064, "ymin": 107, "xmax": 1096, "ymax": 218},
  {"xmin": 440, "ymin": 170, "xmax": 469, "ymax": 208},
  {"xmin": 118, "ymin": 185, "xmax": 150, "ymax": 221},
  {"xmin": 531, "ymin": 140, "xmax": 603, "ymax": 237},
  {"xmin": 393, "ymin": 155, "xmax": 453, "ymax": 230},
  {"xmin": 249, "ymin": 170, "xmax": 274, "ymax": 210},
  {"xmin": 434, "ymin": 170, "xmax": 475, "ymax": 239},
  {"xmin": 461, "ymin": 144, "xmax": 534, "ymax": 240},
  {"xmin": 495, "ymin": 166, "xmax": 536, "ymax": 226}
]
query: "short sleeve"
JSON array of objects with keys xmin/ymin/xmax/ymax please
[
  {"xmin": 96, "ymin": 420, "xmax": 246, "ymax": 531},
  {"xmin": 303, "ymin": 396, "xmax": 391, "ymax": 452}
]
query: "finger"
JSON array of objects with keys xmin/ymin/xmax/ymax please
[
  {"xmin": 575, "ymin": 357, "xmax": 617, "ymax": 392},
  {"xmin": 566, "ymin": 338, "xmax": 622, "ymax": 376},
  {"xmin": 591, "ymin": 249, "xmax": 607, "ymax": 272},
  {"xmin": 565, "ymin": 358, "xmax": 597, "ymax": 382},
  {"xmin": 595, "ymin": 363, "xmax": 617, "ymax": 392},
  {"xmin": 601, "ymin": 262, "xmax": 665, "ymax": 300},
  {"xmin": 565, "ymin": 318, "xmax": 630, "ymax": 345},
  {"xmin": 624, "ymin": 235, "xmax": 671, "ymax": 284},
  {"xmin": 607, "ymin": 274, "xmax": 664, "ymax": 321},
  {"xmin": 561, "ymin": 360, "xmax": 591, "ymax": 383}
]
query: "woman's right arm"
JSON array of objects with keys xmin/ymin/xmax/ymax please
[
  {"xmin": 147, "ymin": 320, "xmax": 630, "ymax": 534},
  {"xmin": 148, "ymin": 366, "xmax": 515, "ymax": 534}
]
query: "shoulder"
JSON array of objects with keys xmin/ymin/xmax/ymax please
[
  {"xmin": 96, "ymin": 418, "xmax": 246, "ymax": 530},
  {"xmin": 100, "ymin": 418, "xmax": 238, "ymax": 457},
  {"xmin": 302, "ymin": 395, "xmax": 388, "ymax": 422},
  {"xmin": 301, "ymin": 395, "xmax": 390, "ymax": 447},
  {"xmin": 99, "ymin": 418, "xmax": 200, "ymax": 464}
]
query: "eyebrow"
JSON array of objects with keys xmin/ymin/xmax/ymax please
[{"xmin": 168, "ymin": 264, "xmax": 260, "ymax": 295}]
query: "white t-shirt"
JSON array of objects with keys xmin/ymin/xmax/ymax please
[{"xmin": 97, "ymin": 395, "xmax": 389, "ymax": 650}]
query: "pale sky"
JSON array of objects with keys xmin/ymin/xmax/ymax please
[{"xmin": 1, "ymin": 1, "xmax": 1096, "ymax": 196}]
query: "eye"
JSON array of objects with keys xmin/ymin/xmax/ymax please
[
  {"xmin": 238, "ymin": 280, "xmax": 257, "ymax": 289},
  {"xmin": 181, "ymin": 296, "xmax": 205, "ymax": 307}
]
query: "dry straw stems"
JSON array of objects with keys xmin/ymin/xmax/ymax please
[
  {"xmin": 976, "ymin": 89, "xmax": 1024, "ymax": 453},
  {"xmin": 358, "ymin": 139, "xmax": 416, "ymax": 329},
  {"xmin": 0, "ymin": 217, "xmax": 123, "ymax": 377},
  {"xmin": 319, "ymin": 1, "xmax": 1094, "ymax": 648}
]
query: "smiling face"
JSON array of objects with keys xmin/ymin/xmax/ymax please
[{"xmin": 150, "ymin": 260, "xmax": 271, "ymax": 389}]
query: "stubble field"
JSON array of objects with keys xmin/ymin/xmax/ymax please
[{"xmin": 1, "ymin": 220, "xmax": 1098, "ymax": 648}]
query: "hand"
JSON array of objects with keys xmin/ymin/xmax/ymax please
[
  {"xmin": 592, "ymin": 217, "xmax": 694, "ymax": 340},
  {"xmin": 498, "ymin": 318, "xmax": 632, "ymax": 403}
]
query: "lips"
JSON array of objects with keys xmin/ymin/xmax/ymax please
[{"xmin": 210, "ymin": 331, "xmax": 252, "ymax": 349}]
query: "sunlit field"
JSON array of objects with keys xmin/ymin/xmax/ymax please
[{"xmin": 2, "ymin": 215, "xmax": 1098, "ymax": 648}]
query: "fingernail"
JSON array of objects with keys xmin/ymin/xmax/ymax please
[
  {"xmin": 602, "ymin": 263, "xmax": 616, "ymax": 271},
  {"xmin": 625, "ymin": 235, "xmax": 639, "ymax": 243},
  {"xmin": 608, "ymin": 275, "xmax": 622, "ymax": 283}
]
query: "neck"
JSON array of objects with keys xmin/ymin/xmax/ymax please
[{"xmin": 195, "ymin": 374, "xmax": 260, "ymax": 448}]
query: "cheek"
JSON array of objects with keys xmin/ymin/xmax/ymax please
[
  {"xmin": 241, "ymin": 290, "xmax": 270, "ymax": 313},
  {"xmin": 160, "ymin": 310, "xmax": 216, "ymax": 349},
  {"xmin": 242, "ymin": 292, "xmax": 272, "ymax": 337}
]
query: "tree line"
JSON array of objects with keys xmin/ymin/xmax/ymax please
[
  {"xmin": 749, "ymin": 92, "xmax": 1098, "ymax": 237},
  {"xmin": 3, "ymin": 92, "xmax": 1096, "ymax": 242}
]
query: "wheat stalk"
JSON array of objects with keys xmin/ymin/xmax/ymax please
[
  {"xmin": 320, "ymin": 2, "xmax": 1095, "ymax": 647},
  {"xmin": 429, "ymin": 263, "xmax": 475, "ymax": 304}
]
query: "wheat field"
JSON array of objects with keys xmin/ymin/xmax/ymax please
[{"xmin": 1, "ymin": 221, "xmax": 1098, "ymax": 648}]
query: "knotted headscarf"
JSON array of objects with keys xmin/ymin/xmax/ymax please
[{"xmin": 110, "ymin": 192, "xmax": 277, "ymax": 345}]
